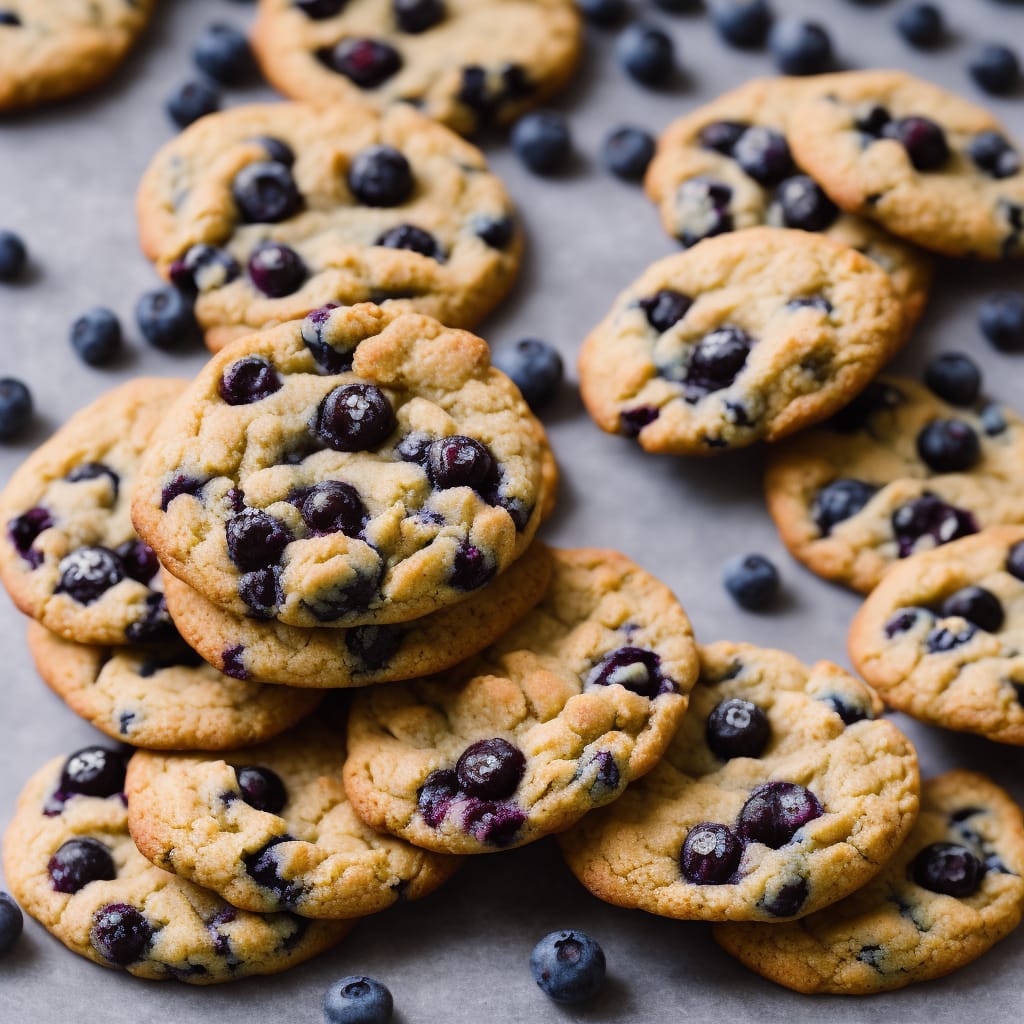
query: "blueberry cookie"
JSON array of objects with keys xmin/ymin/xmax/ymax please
[
  {"xmin": 645, "ymin": 77, "xmax": 932, "ymax": 333},
  {"xmin": 558, "ymin": 642, "xmax": 919, "ymax": 922},
  {"xmin": 714, "ymin": 772, "xmax": 1024, "ymax": 993},
  {"xmin": 0, "ymin": 0, "xmax": 155, "ymax": 111},
  {"xmin": 125, "ymin": 722, "xmax": 461, "ymax": 919},
  {"xmin": 137, "ymin": 102, "xmax": 522, "ymax": 353},
  {"xmin": 765, "ymin": 376, "xmax": 1024, "ymax": 593},
  {"xmin": 131, "ymin": 305, "xmax": 552, "ymax": 629},
  {"xmin": 343, "ymin": 547, "xmax": 698, "ymax": 855},
  {"xmin": 2, "ymin": 749, "xmax": 350, "ymax": 982},
  {"xmin": 577, "ymin": 228, "xmax": 903, "ymax": 454},
  {"xmin": 848, "ymin": 528, "xmax": 1024, "ymax": 745},
  {"xmin": 0, "ymin": 379, "xmax": 185, "ymax": 646},
  {"xmin": 27, "ymin": 622, "xmax": 322, "ymax": 750},
  {"xmin": 251, "ymin": 0, "xmax": 582, "ymax": 138},
  {"xmin": 787, "ymin": 70, "xmax": 1024, "ymax": 259},
  {"xmin": 162, "ymin": 540, "xmax": 552, "ymax": 689}
]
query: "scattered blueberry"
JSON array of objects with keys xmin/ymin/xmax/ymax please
[
  {"xmin": 706, "ymin": 698, "xmax": 770, "ymax": 760},
  {"xmin": 0, "ymin": 229, "xmax": 27, "ymax": 281},
  {"xmin": 510, "ymin": 112, "xmax": 572, "ymax": 175},
  {"xmin": 769, "ymin": 18, "xmax": 833, "ymax": 75},
  {"xmin": 326, "ymin": 38, "xmax": 403, "ymax": 89},
  {"xmin": 135, "ymin": 286, "xmax": 201, "ymax": 350},
  {"xmin": 883, "ymin": 116, "xmax": 949, "ymax": 171},
  {"xmin": 576, "ymin": 0, "xmax": 627, "ymax": 27},
  {"xmin": 169, "ymin": 243, "xmax": 240, "ymax": 294},
  {"xmin": 979, "ymin": 293, "xmax": 1024, "ymax": 351},
  {"xmin": 394, "ymin": 0, "xmax": 446, "ymax": 33},
  {"xmin": 711, "ymin": 0, "xmax": 772, "ymax": 48},
  {"xmin": 530, "ymin": 930, "xmax": 606, "ymax": 1005},
  {"xmin": 680, "ymin": 822, "xmax": 744, "ymax": 883},
  {"xmin": 0, "ymin": 893, "xmax": 22, "ymax": 955},
  {"xmin": 967, "ymin": 132, "xmax": 1021, "ymax": 179},
  {"xmin": 616, "ymin": 23, "xmax": 675, "ymax": 87},
  {"xmin": 924, "ymin": 353, "xmax": 981, "ymax": 406},
  {"xmin": 896, "ymin": 3, "xmax": 944, "ymax": 48},
  {"xmin": 0, "ymin": 378, "xmax": 33, "ymax": 440},
  {"xmin": 492, "ymin": 338, "xmax": 564, "ymax": 412},
  {"xmin": 194, "ymin": 23, "xmax": 253, "ymax": 84},
  {"xmin": 916, "ymin": 419, "xmax": 981, "ymax": 473},
  {"xmin": 235, "ymin": 766, "xmax": 288, "ymax": 814},
  {"xmin": 940, "ymin": 585, "xmax": 1004, "ymax": 632},
  {"xmin": 723, "ymin": 553, "xmax": 779, "ymax": 610},
  {"xmin": 232, "ymin": 161, "xmax": 302, "ymax": 223},
  {"xmin": 602, "ymin": 125, "xmax": 656, "ymax": 182},
  {"xmin": 911, "ymin": 842, "xmax": 983, "ymax": 897},
  {"xmin": 248, "ymin": 242, "xmax": 307, "ymax": 297},
  {"xmin": 812, "ymin": 478, "xmax": 877, "ymax": 535},
  {"xmin": 165, "ymin": 80, "xmax": 220, "ymax": 129},
  {"xmin": 70, "ymin": 308, "xmax": 122, "ymax": 367},
  {"xmin": 348, "ymin": 145, "xmax": 414, "ymax": 206},
  {"xmin": 968, "ymin": 44, "xmax": 1020, "ymax": 96},
  {"xmin": 324, "ymin": 976, "xmax": 394, "ymax": 1024}
]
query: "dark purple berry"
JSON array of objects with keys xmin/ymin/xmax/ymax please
[
  {"xmin": 762, "ymin": 876, "xmax": 809, "ymax": 917},
  {"xmin": 857, "ymin": 104, "xmax": 892, "ymax": 138},
  {"xmin": 314, "ymin": 384, "xmax": 396, "ymax": 452},
  {"xmin": 90, "ymin": 904, "xmax": 152, "ymax": 965},
  {"xmin": 235, "ymin": 766, "xmax": 287, "ymax": 814},
  {"xmin": 510, "ymin": 112, "xmax": 572, "ymax": 175},
  {"xmin": 896, "ymin": 3, "xmax": 944, "ymax": 48},
  {"xmin": 733, "ymin": 127, "xmax": 794, "ymax": 186},
  {"xmin": 685, "ymin": 326, "xmax": 753, "ymax": 399},
  {"xmin": 136, "ymin": 286, "xmax": 202, "ymax": 350},
  {"xmin": 616, "ymin": 22, "xmax": 675, "ymax": 88},
  {"xmin": 492, "ymin": 338, "xmax": 563, "ymax": 413},
  {"xmin": 774, "ymin": 175, "xmax": 838, "ymax": 231},
  {"xmin": 375, "ymin": 224, "xmax": 442, "ymax": 260},
  {"xmin": 194, "ymin": 23, "xmax": 254, "ymax": 85},
  {"xmin": 1007, "ymin": 541, "xmax": 1024, "ymax": 580},
  {"xmin": 394, "ymin": 0, "xmax": 445, "ymax": 33},
  {"xmin": 620, "ymin": 405, "xmax": 660, "ymax": 437},
  {"xmin": 70, "ymin": 308, "xmax": 122, "ymax": 367},
  {"xmin": 242, "ymin": 838, "xmax": 302, "ymax": 905},
  {"xmin": 225, "ymin": 510, "xmax": 292, "ymax": 571},
  {"xmin": 474, "ymin": 214, "xmax": 516, "ymax": 249},
  {"xmin": 588, "ymin": 646, "xmax": 663, "ymax": 698},
  {"xmin": 324, "ymin": 976, "xmax": 395, "ymax": 1024},
  {"xmin": 710, "ymin": 0, "xmax": 772, "ymax": 49},
  {"xmin": 451, "ymin": 543, "xmax": 494, "ymax": 590},
  {"xmin": 396, "ymin": 431, "xmax": 432, "ymax": 466},
  {"xmin": 462, "ymin": 801, "xmax": 525, "ymax": 845},
  {"xmin": 882, "ymin": 116, "xmax": 949, "ymax": 171},
  {"xmin": 738, "ymin": 781, "xmax": 823, "ymax": 848},
  {"xmin": 114, "ymin": 540, "xmax": 159, "ymax": 584},
  {"xmin": 706, "ymin": 698, "xmax": 770, "ymax": 759},
  {"xmin": 968, "ymin": 132, "xmax": 1021, "ymax": 180},
  {"xmin": 303, "ymin": 567, "xmax": 382, "ymax": 622},
  {"xmin": 916, "ymin": 419, "xmax": 981, "ymax": 473},
  {"xmin": 345, "ymin": 625, "xmax": 402, "ymax": 669},
  {"xmin": 924, "ymin": 353, "xmax": 982, "ymax": 406},
  {"xmin": 300, "ymin": 304, "xmax": 352, "ymax": 373},
  {"xmin": 602, "ymin": 125, "xmax": 656, "ymax": 182},
  {"xmin": 941, "ymin": 586, "xmax": 1003, "ymax": 632},
  {"xmin": 680, "ymin": 822, "xmax": 744, "ymax": 884},
  {"xmin": 8, "ymin": 507, "xmax": 52, "ymax": 566},
  {"xmin": 66, "ymin": 462, "xmax": 120, "ymax": 499},
  {"xmin": 926, "ymin": 622, "xmax": 978, "ymax": 653},
  {"xmin": 417, "ymin": 769, "xmax": 459, "ymax": 827},
  {"xmin": 218, "ymin": 356, "xmax": 282, "ymax": 406},
  {"xmin": 48, "ymin": 839, "xmax": 116, "ymax": 894},
  {"xmin": 248, "ymin": 242, "xmax": 307, "ymax": 297},
  {"xmin": 56, "ymin": 546, "xmax": 125, "ymax": 604},
  {"xmin": 326, "ymin": 37, "xmax": 402, "ymax": 88},
  {"xmin": 892, "ymin": 495, "xmax": 978, "ymax": 557},
  {"xmin": 979, "ymin": 293, "xmax": 1024, "ymax": 352},
  {"xmin": 61, "ymin": 746, "xmax": 126, "ymax": 798},
  {"xmin": 639, "ymin": 289, "xmax": 693, "ymax": 333},
  {"xmin": 232, "ymin": 161, "xmax": 302, "ymax": 224},
  {"xmin": 169, "ymin": 244, "xmax": 240, "ymax": 294},
  {"xmin": 529, "ymin": 930, "xmax": 606, "ymax": 1005},
  {"xmin": 299, "ymin": 481, "xmax": 366, "ymax": 535},
  {"xmin": 885, "ymin": 608, "xmax": 926, "ymax": 637},
  {"xmin": 969, "ymin": 43, "xmax": 1020, "ymax": 96},
  {"xmin": 812, "ymin": 479, "xmax": 877, "ymax": 535},
  {"xmin": 239, "ymin": 566, "xmax": 282, "ymax": 618},
  {"xmin": 699, "ymin": 120, "xmax": 748, "ymax": 154},
  {"xmin": 769, "ymin": 18, "xmax": 833, "ymax": 75},
  {"xmin": 160, "ymin": 474, "xmax": 206, "ymax": 510},
  {"xmin": 675, "ymin": 178, "xmax": 734, "ymax": 246},
  {"xmin": 427, "ymin": 436, "xmax": 496, "ymax": 491},
  {"xmin": 166, "ymin": 80, "xmax": 219, "ymax": 128},
  {"xmin": 911, "ymin": 842, "xmax": 983, "ymax": 897},
  {"xmin": 455, "ymin": 738, "xmax": 525, "ymax": 799},
  {"xmin": 348, "ymin": 146, "xmax": 414, "ymax": 207}
]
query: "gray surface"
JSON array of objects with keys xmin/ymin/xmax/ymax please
[{"xmin": 2, "ymin": 0, "xmax": 1024, "ymax": 1019}]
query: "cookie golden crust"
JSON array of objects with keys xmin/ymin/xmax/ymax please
[
  {"xmin": 578, "ymin": 228, "xmax": 903, "ymax": 455},
  {"xmin": 0, "ymin": 378, "xmax": 185, "ymax": 646},
  {"xmin": 3, "ymin": 753, "xmax": 350, "ymax": 982},
  {"xmin": 558, "ymin": 642, "xmax": 919, "ymax": 923},
  {"xmin": 125, "ymin": 723, "xmax": 461, "ymax": 920},
  {"xmin": 162, "ymin": 540, "xmax": 552, "ymax": 689},
  {"xmin": 644, "ymin": 76, "xmax": 932, "ymax": 334},
  {"xmin": 27, "ymin": 622, "xmax": 322, "ymax": 750},
  {"xmin": 765, "ymin": 377, "xmax": 1024, "ymax": 594},
  {"xmin": 787, "ymin": 70, "xmax": 1024, "ymax": 259},
  {"xmin": 136, "ymin": 101, "xmax": 523, "ymax": 353},
  {"xmin": 343, "ymin": 547, "xmax": 698, "ymax": 855},
  {"xmin": 848, "ymin": 527, "xmax": 1024, "ymax": 745},
  {"xmin": 714, "ymin": 772, "xmax": 1024, "ymax": 994},
  {"xmin": 131, "ymin": 305, "xmax": 554, "ymax": 629},
  {"xmin": 251, "ymin": 0, "xmax": 582, "ymax": 137},
  {"xmin": 0, "ymin": 0, "xmax": 155, "ymax": 111}
]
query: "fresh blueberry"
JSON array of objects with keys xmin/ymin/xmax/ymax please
[
  {"xmin": 640, "ymin": 289, "xmax": 693, "ymax": 333},
  {"xmin": 680, "ymin": 822, "xmax": 744, "ymax": 883},
  {"xmin": 314, "ymin": 384, "xmax": 396, "ymax": 451},
  {"xmin": 326, "ymin": 37, "xmax": 403, "ymax": 88},
  {"xmin": 916, "ymin": 419, "xmax": 981, "ymax": 473},
  {"xmin": 967, "ymin": 132, "xmax": 1021, "ymax": 179},
  {"xmin": 324, "ymin": 976, "xmax": 394, "ymax": 1024},
  {"xmin": 0, "ymin": 893, "xmax": 22, "ymax": 955},
  {"xmin": 723, "ymin": 553, "xmax": 779, "ymax": 610},
  {"xmin": 812, "ymin": 478, "xmax": 877, "ymax": 535},
  {"xmin": 374, "ymin": 224, "xmax": 442, "ymax": 260},
  {"xmin": 588, "ymin": 646, "xmax": 664, "ymax": 698},
  {"xmin": 616, "ymin": 23, "xmax": 675, "ymax": 87},
  {"xmin": 924, "ymin": 353, "xmax": 981, "ymax": 406},
  {"xmin": 511, "ymin": 112, "xmax": 572, "ymax": 175},
  {"xmin": 48, "ymin": 838, "xmax": 116, "ymax": 894},
  {"xmin": 979, "ymin": 293, "xmax": 1024, "ymax": 351},
  {"xmin": 684, "ymin": 326, "xmax": 753, "ymax": 398},
  {"xmin": 576, "ymin": 0, "xmax": 627, "ymax": 27},
  {"xmin": 348, "ymin": 146, "xmax": 414, "ymax": 206},
  {"xmin": 56, "ymin": 546, "xmax": 125, "ymax": 604},
  {"xmin": 300, "ymin": 481, "xmax": 366, "ymax": 535},
  {"xmin": 0, "ymin": 229, "xmax": 27, "ymax": 281},
  {"xmin": 169, "ymin": 243, "xmax": 240, "ymax": 294},
  {"xmin": 892, "ymin": 495, "xmax": 978, "ymax": 557},
  {"xmin": 235, "ymin": 766, "xmax": 288, "ymax": 814},
  {"xmin": 530, "ymin": 930, "xmax": 606, "ymax": 1005},
  {"xmin": 296, "ymin": 0, "xmax": 346, "ymax": 15},
  {"xmin": 926, "ymin": 622, "xmax": 978, "ymax": 653},
  {"xmin": 774, "ymin": 175, "xmax": 838, "ymax": 231},
  {"xmin": 248, "ymin": 242, "xmax": 307, "ymax": 297},
  {"xmin": 135, "ymin": 286, "xmax": 201, "ymax": 350},
  {"xmin": 911, "ymin": 842, "xmax": 983, "ymax": 897},
  {"xmin": 940, "ymin": 585, "xmax": 1004, "ymax": 632},
  {"xmin": 165, "ymin": 80, "xmax": 220, "ymax": 129},
  {"xmin": 710, "ymin": 0, "xmax": 772, "ymax": 48},
  {"xmin": 70, "ymin": 308, "xmax": 122, "ymax": 367},
  {"xmin": 455, "ymin": 738, "xmax": 525, "ymax": 799},
  {"xmin": 232, "ymin": 161, "xmax": 302, "ymax": 223},
  {"xmin": 394, "ymin": 0, "xmax": 445, "ymax": 33},
  {"xmin": 90, "ymin": 904, "xmax": 152, "ymax": 966},
  {"xmin": 738, "ymin": 781, "xmax": 823, "ymax": 848},
  {"xmin": 706, "ymin": 698, "xmax": 770, "ymax": 759},
  {"xmin": 883, "ymin": 116, "xmax": 949, "ymax": 171},
  {"xmin": 492, "ymin": 338, "xmax": 563, "ymax": 412},
  {"xmin": 427, "ymin": 436, "xmax": 496, "ymax": 491},
  {"xmin": 733, "ymin": 126, "xmax": 793, "ymax": 185},
  {"xmin": 896, "ymin": 3, "xmax": 944, "ymax": 48},
  {"xmin": 674, "ymin": 178, "xmax": 734, "ymax": 246},
  {"xmin": 769, "ymin": 18, "xmax": 833, "ymax": 75},
  {"xmin": 61, "ymin": 746, "xmax": 126, "ymax": 798},
  {"xmin": 969, "ymin": 44, "xmax": 1020, "ymax": 95},
  {"xmin": 0, "ymin": 378, "xmax": 33, "ymax": 440},
  {"xmin": 602, "ymin": 125, "xmax": 656, "ymax": 182},
  {"xmin": 226, "ymin": 509, "xmax": 292, "ymax": 571},
  {"xmin": 194, "ymin": 23, "xmax": 253, "ymax": 84}
]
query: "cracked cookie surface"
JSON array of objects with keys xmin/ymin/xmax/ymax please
[
  {"xmin": 578, "ymin": 228, "xmax": 903, "ymax": 454},
  {"xmin": 137, "ymin": 102, "xmax": 522, "ymax": 353},
  {"xmin": 343, "ymin": 547, "xmax": 698, "ymax": 855},
  {"xmin": 3, "ymin": 751, "xmax": 350, "ymax": 982},
  {"xmin": 126, "ymin": 721, "xmax": 461, "ymax": 919},
  {"xmin": 131, "ymin": 304, "xmax": 553, "ymax": 629},
  {"xmin": 559, "ymin": 642, "xmax": 919, "ymax": 922},
  {"xmin": 714, "ymin": 772, "xmax": 1024, "ymax": 993}
]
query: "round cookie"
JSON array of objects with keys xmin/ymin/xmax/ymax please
[
  {"xmin": 162, "ymin": 540, "xmax": 552, "ymax": 689},
  {"xmin": 3, "ymin": 750, "xmax": 350, "ymax": 982},
  {"xmin": 0, "ymin": 378, "xmax": 185, "ymax": 646},
  {"xmin": 849, "ymin": 527, "xmax": 1024, "ymax": 745},
  {"xmin": 714, "ymin": 772, "xmax": 1024, "ymax": 994},
  {"xmin": 125, "ymin": 722, "xmax": 461, "ymax": 919},
  {"xmin": 27, "ymin": 621, "xmax": 322, "ymax": 750},
  {"xmin": 644, "ymin": 76, "xmax": 932, "ymax": 333},
  {"xmin": 558, "ymin": 642, "xmax": 919, "ymax": 922},
  {"xmin": 765, "ymin": 376, "xmax": 1024, "ymax": 593},
  {"xmin": 343, "ymin": 547, "xmax": 699, "ymax": 855},
  {"xmin": 137, "ymin": 102, "xmax": 523, "ymax": 353},
  {"xmin": 131, "ymin": 304, "xmax": 553, "ymax": 629},
  {"xmin": 787, "ymin": 70, "xmax": 1024, "ymax": 259},
  {"xmin": 251, "ymin": 0, "xmax": 582, "ymax": 138},
  {"xmin": 578, "ymin": 228, "xmax": 903, "ymax": 454},
  {"xmin": 0, "ymin": 0, "xmax": 155, "ymax": 112}
]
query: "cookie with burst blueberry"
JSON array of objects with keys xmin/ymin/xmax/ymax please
[
  {"xmin": 559, "ymin": 642, "xmax": 919, "ymax": 922},
  {"xmin": 27, "ymin": 621, "xmax": 322, "ymax": 750},
  {"xmin": 131, "ymin": 304, "xmax": 553, "ymax": 629},
  {"xmin": 0, "ymin": 379, "xmax": 185, "ymax": 646},
  {"xmin": 765, "ymin": 376, "xmax": 1024, "ymax": 593},
  {"xmin": 787, "ymin": 70, "xmax": 1024, "ymax": 259},
  {"xmin": 136, "ymin": 102, "xmax": 523, "ymax": 353},
  {"xmin": 250, "ymin": 0, "xmax": 581, "ymax": 137},
  {"xmin": 161, "ymin": 540, "xmax": 552, "ymax": 689},
  {"xmin": 714, "ymin": 772, "xmax": 1024, "ymax": 993},
  {"xmin": 578, "ymin": 227, "xmax": 903, "ymax": 454},
  {"xmin": 125, "ymin": 721, "xmax": 461, "ymax": 920},
  {"xmin": 0, "ymin": 0, "xmax": 155, "ymax": 111},
  {"xmin": 2, "ymin": 748, "xmax": 351, "ymax": 981},
  {"xmin": 849, "ymin": 527, "xmax": 1024, "ymax": 745},
  {"xmin": 343, "ymin": 547, "xmax": 697, "ymax": 855},
  {"xmin": 644, "ymin": 77, "xmax": 932, "ymax": 334}
]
